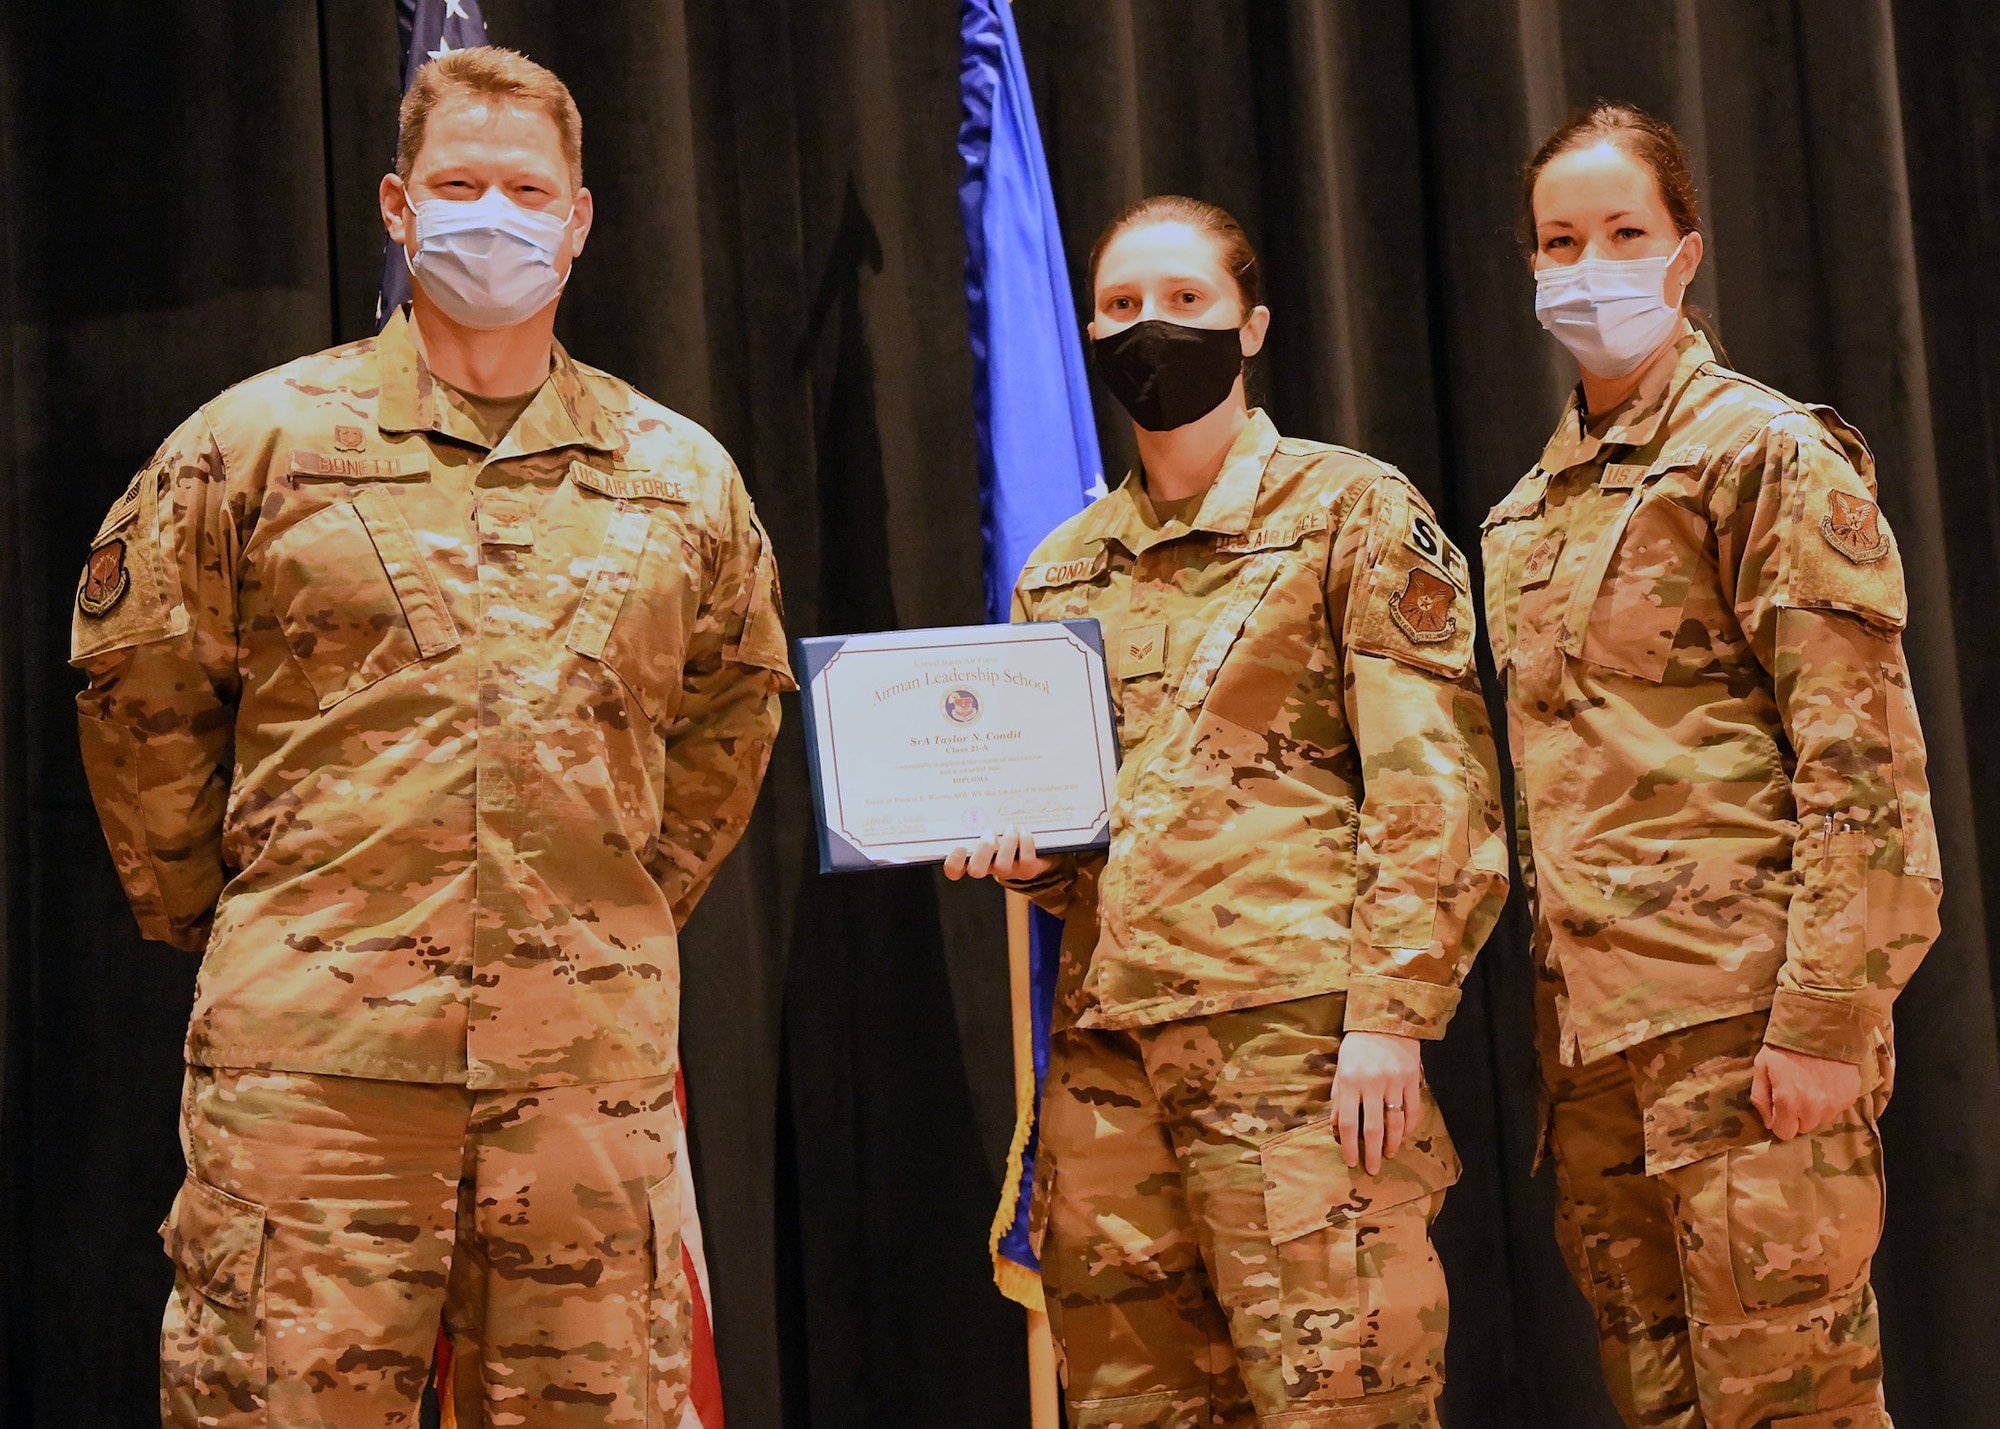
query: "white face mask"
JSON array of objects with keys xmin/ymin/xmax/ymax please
[
  {"xmin": 406, "ymin": 187, "xmax": 572, "ymax": 330},
  {"xmin": 1533, "ymin": 236, "xmax": 1688, "ymax": 379}
]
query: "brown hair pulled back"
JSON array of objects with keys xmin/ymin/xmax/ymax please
[
  {"xmin": 1520, "ymin": 102, "xmax": 1727, "ymax": 362},
  {"xmin": 1087, "ymin": 195, "xmax": 1263, "ymax": 317}
]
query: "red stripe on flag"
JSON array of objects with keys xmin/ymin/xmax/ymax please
[{"xmin": 676, "ymin": 1065, "xmax": 725, "ymax": 1428}]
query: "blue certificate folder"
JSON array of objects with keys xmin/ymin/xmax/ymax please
[{"xmin": 794, "ymin": 619, "xmax": 1122, "ymax": 874}]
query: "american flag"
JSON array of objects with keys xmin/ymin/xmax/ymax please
[
  {"xmin": 376, "ymin": 0, "xmax": 491, "ymax": 329},
  {"xmin": 376, "ymin": 4, "xmax": 727, "ymax": 1422}
]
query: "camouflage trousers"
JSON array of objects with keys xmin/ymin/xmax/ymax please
[
  {"xmin": 160, "ymin": 1065, "xmax": 692, "ymax": 1428},
  {"xmin": 1545, "ymin": 1012, "xmax": 1891, "ymax": 1429},
  {"xmin": 1035, "ymin": 993, "xmax": 1460, "ymax": 1429}
]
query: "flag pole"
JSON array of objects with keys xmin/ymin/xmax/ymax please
[{"xmin": 1007, "ymin": 892, "xmax": 1061, "ymax": 1429}]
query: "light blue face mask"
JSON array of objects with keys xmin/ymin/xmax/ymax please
[
  {"xmin": 406, "ymin": 187, "xmax": 573, "ymax": 330},
  {"xmin": 1534, "ymin": 236, "xmax": 1689, "ymax": 379}
]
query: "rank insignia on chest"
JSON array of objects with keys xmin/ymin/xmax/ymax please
[
  {"xmin": 1520, "ymin": 531, "xmax": 1564, "ymax": 588},
  {"xmin": 1821, "ymin": 490, "xmax": 1889, "ymax": 564},
  {"xmin": 1389, "ymin": 568, "xmax": 1457, "ymax": 643},
  {"xmin": 1120, "ymin": 620, "xmax": 1167, "ymax": 677},
  {"xmin": 77, "ymin": 537, "xmax": 130, "ymax": 618}
]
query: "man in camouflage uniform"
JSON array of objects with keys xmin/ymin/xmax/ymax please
[
  {"xmin": 70, "ymin": 48, "xmax": 791, "ymax": 1426},
  {"xmin": 995, "ymin": 411, "xmax": 1510, "ymax": 1428},
  {"xmin": 1483, "ymin": 326, "xmax": 1942, "ymax": 1429}
]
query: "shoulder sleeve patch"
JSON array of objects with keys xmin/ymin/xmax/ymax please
[
  {"xmin": 1774, "ymin": 420, "xmax": 1906, "ymax": 630},
  {"xmin": 71, "ymin": 464, "xmax": 190, "ymax": 664},
  {"xmin": 1347, "ymin": 483, "xmax": 1477, "ymax": 678},
  {"xmin": 1401, "ymin": 505, "xmax": 1470, "ymax": 591}
]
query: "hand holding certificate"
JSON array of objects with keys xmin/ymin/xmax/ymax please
[{"xmin": 794, "ymin": 620, "xmax": 1121, "ymax": 873}]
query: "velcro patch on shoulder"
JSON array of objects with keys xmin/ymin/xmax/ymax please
[
  {"xmin": 71, "ymin": 462, "xmax": 189, "ymax": 663},
  {"xmin": 288, "ymin": 449, "xmax": 430, "ymax": 482},
  {"xmin": 1018, "ymin": 549, "xmax": 1109, "ymax": 590},
  {"xmin": 94, "ymin": 469, "xmax": 144, "ymax": 542},
  {"xmin": 1785, "ymin": 475, "xmax": 1907, "ymax": 631},
  {"xmin": 1212, "ymin": 509, "xmax": 1331, "ymax": 555},
  {"xmin": 1401, "ymin": 505, "xmax": 1470, "ymax": 591},
  {"xmin": 569, "ymin": 460, "xmax": 693, "ymax": 504},
  {"xmin": 1349, "ymin": 499, "xmax": 1478, "ymax": 679}
]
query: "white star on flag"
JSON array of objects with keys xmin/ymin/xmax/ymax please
[
  {"xmin": 426, "ymin": 36, "xmax": 456, "ymax": 62},
  {"xmin": 443, "ymin": 0, "xmax": 470, "ymax": 17}
]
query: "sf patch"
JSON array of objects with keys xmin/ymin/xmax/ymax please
[
  {"xmin": 1403, "ymin": 509, "xmax": 1469, "ymax": 590},
  {"xmin": 1390, "ymin": 567, "xmax": 1457, "ymax": 643},
  {"xmin": 1821, "ymin": 490, "xmax": 1889, "ymax": 564},
  {"xmin": 78, "ymin": 538, "xmax": 130, "ymax": 618}
]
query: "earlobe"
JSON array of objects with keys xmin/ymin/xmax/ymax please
[{"xmin": 1240, "ymin": 306, "xmax": 1271, "ymax": 358}]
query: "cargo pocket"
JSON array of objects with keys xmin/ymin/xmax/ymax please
[
  {"xmin": 266, "ymin": 488, "xmax": 460, "ymax": 711},
  {"xmin": 1259, "ymin": 1092, "xmax": 1460, "ymax": 1405},
  {"xmin": 567, "ymin": 505, "xmax": 700, "ymax": 727},
  {"xmin": 1666, "ymin": 1105, "xmax": 1883, "ymax": 1325},
  {"xmin": 1354, "ymin": 803, "xmax": 1445, "ymax": 953},
  {"xmin": 1794, "ymin": 821, "xmax": 1872, "ymax": 993},
  {"xmin": 646, "ymin": 1167, "xmax": 695, "ymax": 1427},
  {"xmin": 159, "ymin": 1171, "xmax": 268, "ymax": 1422}
]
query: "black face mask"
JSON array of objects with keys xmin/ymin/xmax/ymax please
[{"xmin": 1091, "ymin": 320, "xmax": 1244, "ymax": 432}]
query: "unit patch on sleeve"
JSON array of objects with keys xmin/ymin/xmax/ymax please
[
  {"xmin": 1821, "ymin": 490, "xmax": 1889, "ymax": 564},
  {"xmin": 77, "ymin": 537, "xmax": 131, "ymax": 619},
  {"xmin": 1389, "ymin": 567, "xmax": 1458, "ymax": 644}
]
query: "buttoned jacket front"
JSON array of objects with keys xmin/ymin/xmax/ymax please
[
  {"xmin": 71, "ymin": 311, "xmax": 792, "ymax": 1088},
  {"xmin": 1008, "ymin": 412, "xmax": 1508, "ymax": 1039}
]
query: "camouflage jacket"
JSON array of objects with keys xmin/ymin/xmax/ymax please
[
  {"xmin": 1482, "ymin": 329, "xmax": 1942, "ymax": 1069},
  {"xmin": 1004, "ymin": 411, "xmax": 1508, "ymax": 1037},
  {"xmin": 70, "ymin": 310, "xmax": 793, "ymax": 1088}
]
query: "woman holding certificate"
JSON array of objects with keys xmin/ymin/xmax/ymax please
[
  {"xmin": 947, "ymin": 196, "xmax": 1509, "ymax": 1429},
  {"xmin": 1483, "ymin": 105, "xmax": 1939, "ymax": 1428}
]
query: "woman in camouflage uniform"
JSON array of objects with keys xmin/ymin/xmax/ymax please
[
  {"xmin": 948, "ymin": 197, "xmax": 1508, "ymax": 1429},
  {"xmin": 1485, "ymin": 104, "xmax": 1942, "ymax": 1429}
]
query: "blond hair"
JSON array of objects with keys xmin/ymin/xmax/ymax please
[{"xmin": 397, "ymin": 46, "xmax": 582, "ymax": 185}]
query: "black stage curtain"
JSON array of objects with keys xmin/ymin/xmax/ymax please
[{"xmin": 4, "ymin": 3, "xmax": 1998, "ymax": 1426}]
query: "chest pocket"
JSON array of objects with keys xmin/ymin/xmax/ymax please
[
  {"xmin": 566, "ymin": 503, "xmax": 703, "ymax": 726},
  {"xmin": 1564, "ymin": 453, "xmax": 1714, "ymax": 683},
  {"xmin": 1182, "ymin": 515, "xmax": 1331, "ymax": 733},
  {"xmin": 266, "ymin": 487, "xmax": 460, "ymax": 711}
]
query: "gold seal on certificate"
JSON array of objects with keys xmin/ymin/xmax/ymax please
[{"xmin": 794, "ymin": 620, "xmax": 1121, "ymax": 871}]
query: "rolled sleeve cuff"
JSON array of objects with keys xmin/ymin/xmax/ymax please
[
  {"xmin": 1764, "ymin": 987, "xmax": 1885, "ymax": 1064},
  {"xmin": 1343, "ymin": 972, "xmax": 1462, "ymax": 1040}
]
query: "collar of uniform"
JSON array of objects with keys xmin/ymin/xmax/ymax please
[
  {"xmin": 1537, "ymin": 325, "xmax": 1710, "ymax": 475},
  {"xmin": 1095, "ymin": 409, "xmax": 1280, "ymax": 555},
  {"xmin": 373, "ymin": 307, "xmax": 622, "ymax": 457},
  {"xmin": 488, "ymin": 344, "xmax": 622, "ymax": 460}
]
